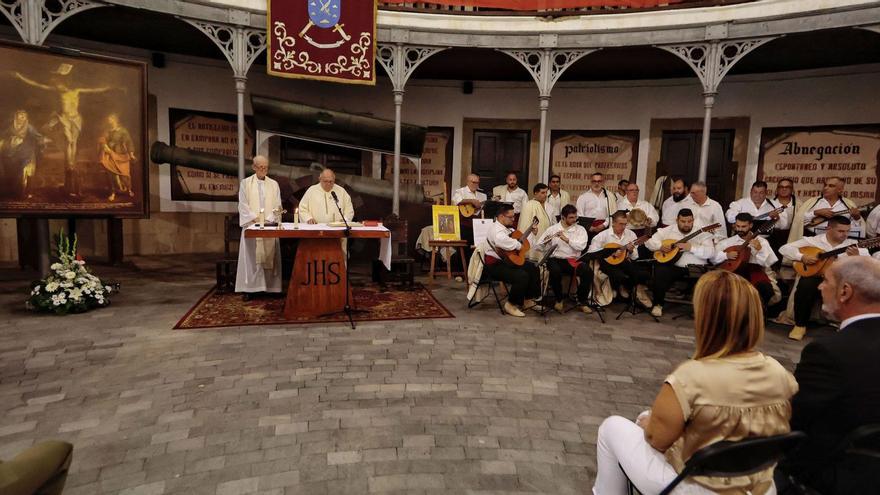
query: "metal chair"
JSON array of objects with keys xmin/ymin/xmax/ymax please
[
  {"xmin": 656, "ymin": 432, "xmax": 806, "ymax": 495},
  {"xmin": 467, "ymin": 251, "xmax": 507, "ymax": 314}
]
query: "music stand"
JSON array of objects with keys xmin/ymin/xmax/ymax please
[
  {"xmin": 576, "ymin": 217, "xmax": 596, "ymax": 230},
  {"xmin": 534, "ymin": 244, "xmax": 558, "ymax": 322}
]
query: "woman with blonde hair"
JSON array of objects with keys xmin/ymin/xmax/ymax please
[{"xmin": 593, "ymin": 270, "xmax": 798, "ymax": 494}]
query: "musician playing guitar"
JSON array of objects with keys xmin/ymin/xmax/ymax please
[
  {"xmin": 796, "ymin": 177, "xmax": 864, "ymax": 240},
  {"xmin": 712, "ymin": 213, "xmax": 778, "ymax": 306},
  {"xmin": 588, "ymin": 210, "xmax": 651, "ymax": 304},
  {"xmin": 482, "ymin": 203, "xmax": 542, "ymax": 318},
  {"xmin": 726, "ymin": 181, "xmax": 790, "ymax": 233},
  {"xmin": 780, "ymin": 215, "xmax": 870, "ymax": 341},
  {"xmin": 537, "ymin": 204, "xmax": 593, "ymax": 314},
  {"xmin": 645, "ymin": 208, "xmax": 715, "ymax": 318},
  {"xmin": 452, "ymin": 173, "xmax": 487, "ymax": 246}
]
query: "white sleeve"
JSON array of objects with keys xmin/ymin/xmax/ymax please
[
  {"xmin": 755, "ymin": 238, "xmax": 778, "ymax": 267},
  {"xmin": 587, "ymin": 231, "xmax": 605, "ymax": 254},
  {"xmin": 238, "ymin": 180, "xmax": 256, "ymax": 228},
  {"xmin": 688, "ymin": 237, "xmax": 715, "ymax": 260},
  {"xmin": 775, "ymin": 207, "xmax": 791, "ymax": 231},
  {"xmin": 576, "ymin": 195, "xmax": 586, "ymax": 217},
  {"xmin": 725, "ymin": 200, "xmax": 741, "ymax": 224},
  {"xmin": 492, "ymin": 227, "xmax": 522, "ymax": 252},
  {"xmin": 779, "ymin": 238, "xmax": 810, "ymax": 262},
  {"xmin": 645, "ymin": 230, "xmax": 664, "ymax": 251},
  {"xmin": 646, "ymin": 204, "xmax": 660, "ymax": 226},
  {"xmin": 713, "ymin": 204, "xmax": 727, "ymax": 240},
  {"xmin": 451, "ymin": 188, "xmax": 464, "ymax": 205},
  {"xmin": 867, "ymin": 208, "xmax": 880, "ymax": 237}
]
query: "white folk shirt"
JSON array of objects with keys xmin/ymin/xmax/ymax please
[
  {"xmin": 546, "ymin": 190, "xmax": 571, "ymax": 220},
  {"xmin": 299, "ymin": 183, "xmax": 354, "ymax": 223},
  {"xmin": 690, "ymin": 197, "xmax": 727, "ymax": 241},
  {"xmin": 661, "ymin": 195, "xmax": 695, "ymax": 226},
  {"xmin": 866, "ymin": 206, "xmax": 880, "ymax": 237},
  {"xmin": 588, "ymin": 228, "xmax": 639, "ymax": 261},
  {"xmin": 576, "ymin": 190, "xmax": 613, "ymax": 227},
  {"xmin": 645, "ymin": 224, "xmax": 714, "ymax": 268},
  {"xmin": 711, "ymin": 234, "xmax": 778, "ymax": 267},
  {"xmin": 482, "ymin": 221, "xmax": 534, "ymax": 260},
  {"xmin": 618, "ymin": 198, "xmax": 660, "ymax": 229},
  {"xmin": 726, "ymin": 197, "xmax": 791, "ymax": 231},
  {"xmin": 779, "ymin": 234, "xmax": 869, "ymax": 262},
  {"xmin": 538, "ymin": 222, "xmax": 588, "ymax": 260},
  {"xmin": 452, "ymin": 186, "xmax": 487, "ymax": 205},
  {"xmin": 493, "ymin": 185, "xmax": 528, "ymax": 214}
]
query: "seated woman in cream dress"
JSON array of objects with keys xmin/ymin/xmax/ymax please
[{"xmin": 593, "ymin": 270, "xmax": 798, "ymax": 494}]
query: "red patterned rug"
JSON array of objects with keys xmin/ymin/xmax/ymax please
[{"xmin": 174, "ymin": 284, "xmax": 454, "ymax": 329}]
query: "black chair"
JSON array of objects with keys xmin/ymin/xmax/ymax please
[
  {"xmin": 785, "ymin": 423, "xmax": 880, "ymax": 494},
  {"xmin": 653, "ymin": 432, "xmax": 806, "ymax": 495},
  {"xmin": 467, "ymin": 251, "xmax": 507, "ymax": 314}
]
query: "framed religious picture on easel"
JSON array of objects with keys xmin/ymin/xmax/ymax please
[
  {"xmin": 0, "ymin": 41, "xmax": 148, "ymax": 217},
  {"xmin": 432, "ymin": 205, "xmax": 461, "ymax": 241}
]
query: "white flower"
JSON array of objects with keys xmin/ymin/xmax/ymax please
[
  {"xmin": 50, "ymin": 263, "xmax": 62, "ymax": 270},
  {"xmin": 31, "ymin": 286, "xmax": 40, "ymax": 295},
  {"xmin": 104, "ymin": 285, "xmax": 112, "ymax": 293},
  {"xmin": 51, "ymin": 293, "xmax": 66, "ymax": 306},
  {"xmin": 60, "ymin": 282, "xmax": 72, "ymax": 289},
  {"xmin": 64, "ymin": 271, "xmax": 76, "ymax": 280},
  {"xmin": 68, "ymin": 288, "xmax": 83, "ymax": 301},
  {"xmin": 45, "ymin": 282, "xmax": 59, "ymax": 292}
]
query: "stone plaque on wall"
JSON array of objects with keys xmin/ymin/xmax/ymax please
[
  {"xmin": 383, "ymin": 127, "xmax": 453, "ymax": 204},
  {"xmin": 549, "ymin": 130, "xmax": 639, "ymax": 198},
  {"xmin": 169, "ymin": 108, "xmax": 254, "ymax": 202},
  {"xmin": 758, "ymin": 124, "xmax": 880, "ymax": 205}
]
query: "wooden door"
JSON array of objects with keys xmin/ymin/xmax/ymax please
[
  {"xmin": 471, "ymin": 129, "xmax": 531, "ymax": 191},
  {"xmin": 658, "ymin": 129, "xmax": 737, "ymax": 207}
]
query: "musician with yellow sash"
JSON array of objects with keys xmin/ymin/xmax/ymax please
[
  {"xmin": 779, "ymin": 216, "xmax": 870, "ymax": 340},
  {"xmin": 537, "ymin": 204, "xmax": 593, "ymax": 314},
  {"xmin": 712, "ymin": 213, "xmax": 778, "ymax": 305},
  {"xmin": 588, "ymin": 211, "xmax": 650, "ymax": 303},
  {"xmin": 645, "ymin": 208, "xmax": 715, "ymax": 317},
  {"xmin": 482, "ymin": 203, "xmax": 541, "ymax": 317}
]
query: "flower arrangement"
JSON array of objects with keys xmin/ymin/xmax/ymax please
[{"xmin": 27, "ymin": 231, "xmax": 114, "ymax": 315}]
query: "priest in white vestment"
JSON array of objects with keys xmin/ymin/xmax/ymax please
[
  {"xmin": 299, "ymin": 168, "xmax": 355, "ymax": 224},
  {"xmin": 235, "ymin": 155, "xmax": 283, "ymax": 297}
]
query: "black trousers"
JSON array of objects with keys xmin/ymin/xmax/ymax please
[
  {"xmin": 652, "ymin": 264, "xmax": 689, "ymax": 306},
  {"xmin": 600, "ymin": 259, "xmax": 648, "ymax": 292},
  {"xmin": 547, "ymin": 257, "xmax": 593, "ymax": 304},
  {"xmin": 794, "ymin": 275, "xmax": 823, "ymax": 326},
  {"xmin": 484, "ymin": 260, "xmax": 540, "ymax": 306}
]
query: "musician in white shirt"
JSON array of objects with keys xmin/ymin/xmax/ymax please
[
  {"xmin": 712, "ymin": 213, "xmax": 778, "ymax": 305},
  {"xmin": 689, "ymin": 181, "xmax": 727, "ymax": 241},
  {"xmin": 576, "ymin": 172, "xmax": 617, "ymax": 233},
  {"xmin": 545, "ymin": 174, "xmax": 573, "ymax": 222},
  {"xmin": 618, "ymin": 183, "xmax": 659, "ymax": 230},
  {"xmin": 660, "ymin": 176, "xmax": 694, "ymax": 226},
  {"xmin": 615, "ymin": 179, "xmax": 629, "ymax": 205},
  {"xmin": 492, "ymin": 172, "xmax": 528, "ymax": 214},
  {"xmin": 537, "ymin": 204, "xmax": 593, "ymax": 314},
  {"xmin": 726, "ymin": 181, "xmax": 790, "ymax": 231},
  {"xmin": 589, "ymin": 211, "xmax": 650, "ymax": 302},
  {"xmin": 452, "ymin": 173, "xmax": 487, "ymax": 209},
  {"xmin": 797, "ymin": 177, "xmax": 863, "ymax": 240},
  {"xmin": 645, "ymin": 208, "xmax": 715, "ymax": 317},
  {"xmin": 481, "ymin": 203, "xmax": 541, "ymax": 317},
  {"xmin": 779, "ymin": 216, "xmax": 869, "ymax": 341},
  {"xmin": 866, "ymin": 204, "xmax": 880, "ymax": 237}
]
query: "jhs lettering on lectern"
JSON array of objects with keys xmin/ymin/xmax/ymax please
[{"xmin": 301, "ymin": 260, "xmax": 341, "ymax": 286}]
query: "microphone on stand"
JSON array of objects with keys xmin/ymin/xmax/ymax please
[{"xmin": 330, "ymin": 190, "xmax": 351, "ymax": 235}]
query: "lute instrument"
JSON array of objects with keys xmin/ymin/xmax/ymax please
[
  {"xmin": 792, "ymin": 236, "xmax": 880, "ymax": 277},
  {"xmin": 459, "ymin": 201, "xmax": 480, "ymax": 218},
  {"xmin": 496, "ymin": 216, "xmax": 539, "ymax": 266},
  {"xmin": 653, "ymin": 223, "xmax": 722, "ymax": 264},
  {"xmin": 719, "ymin": 218, "xmax": 780, "ymax": 272},
  {"xmin": 604, "ymin": 233, "xmax": 652, "ymax": 265},
  {"xmin": 804, "ymin": 201, "xmax": 877, "ymax": 228}
]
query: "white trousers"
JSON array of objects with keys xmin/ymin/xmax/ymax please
[{"xmin": 593, "ymin": 415, "xmax": 716, "ymax": 495}]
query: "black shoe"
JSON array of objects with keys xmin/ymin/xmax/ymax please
[{"xmin": 241, "ymin": 293, "xmax": 253, "ymax": 301}]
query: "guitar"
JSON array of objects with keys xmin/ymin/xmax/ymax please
[
  {"xmin": 719, "ymin": 219, "xmax": 780, "ymax": 272},
  {"xmin": 752, "ymin": 204, "xmax": 788, "ymax": 222},
  {"xmin": 653, "ymin": 223, "xmax": 723, "ymax": 264},
  {"xmin": 792, "ymin": 236, "xmax": 880, "ymax": 277},
  {"xmin": 604, "ymin": 234, "xmax": 652, "ymax": 265},
  {"xmin": 496, "ymin": 217, "xmax": 539, "ymax": 266},
  {"xmin": 804, "ymin": 202, "xmax": 877, "ymax": 227},
  {"xmin": 459, "ymin": 202, "xmax": 480, "ymax": 218}
]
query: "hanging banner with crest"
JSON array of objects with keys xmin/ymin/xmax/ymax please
[{"xmin": 267, "ymin": 0, "xmax": 377, "ymax": 85}]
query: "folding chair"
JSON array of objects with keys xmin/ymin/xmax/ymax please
[{"xmin": 467, "ymin": 250, "xmax": 508, "ymax": 314}]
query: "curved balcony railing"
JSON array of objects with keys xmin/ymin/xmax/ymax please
[{"xmin": 378, "ymin": 0, "xmax": 756, "ymax": 15}]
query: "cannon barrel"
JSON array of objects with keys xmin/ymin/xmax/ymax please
[{"xmin": 150, "ymin": 142, "xmax": 430, "ymax": 204}]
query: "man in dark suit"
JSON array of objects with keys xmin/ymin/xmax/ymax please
[{"xmin": 780, "ymin": 256, "xmax": 880, "ymax": 493}]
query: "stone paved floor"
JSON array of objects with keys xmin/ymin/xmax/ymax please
[{"xmin": 0, "ymin": 255, "xmax": 822, "ymax": 494}]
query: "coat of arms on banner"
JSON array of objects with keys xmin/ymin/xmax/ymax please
[{"xmin": 268, "ymin": 0, "xmax": 376, "ymax": 85}]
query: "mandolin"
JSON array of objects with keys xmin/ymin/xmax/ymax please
[
  {"xmin": 653, "ymin": 223, "xmax": 722, "ymax": 264},
  {"xmin": 719, "ymin": 219, "xmax": 780, "ymax": 272},
  {"xmin": 604, "ymin": 234, "xmax": 652, "ymax": 266},
  {"xmin": 804, "ymin": 202, "xmax": 877, "ymax": 227},
  {"xmin": 792, "ymin": 236, "xmax": 880, "ymax": 277},
  {"xmin": 459, "ymin": 202, "xmax": 480, "ymax": 218},
  {"xmin": 497, "ymin": 217, "xmax": 539, "ymax": 266}
]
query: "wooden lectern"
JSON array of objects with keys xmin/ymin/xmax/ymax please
[{"xmin": 245, "ymin": 226, "xmax": 390, "ymax": 319}]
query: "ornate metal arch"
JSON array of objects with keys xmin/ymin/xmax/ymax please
[
  {"xmin": 499, "ymin": 48, "xmax": 597, "ymax": 98},
  {"xmin": 376, "ymin": 43, "xmax": 448, "ymax": 93},
  {"xmin": 181, "ymin": 18, "xmax": 267, "ymax": 78},
  {"xmin": 658, "ymin": 37, "xmax": 777, "ymax": 95},
  {"xmin": 1, "ymin": 0, "xmax": 106, "ymax": 45}
]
